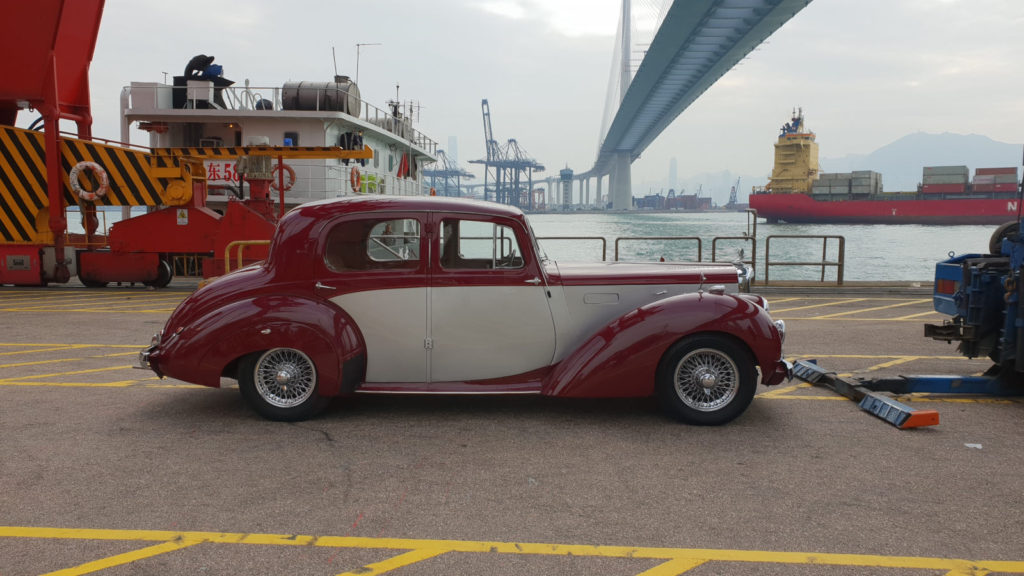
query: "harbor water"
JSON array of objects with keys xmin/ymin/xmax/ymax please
[
  {"xmin": 528, "ymin": 211, "xmax": 999, "ymax": 283},
  {"xmin": 75, "ymin": 207, "xmax": 998, "ymax": 283}
]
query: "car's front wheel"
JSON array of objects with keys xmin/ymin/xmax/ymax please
[
  {"xmin": 238, "ymin": 348, "xmax": 329, "ymax": 421},
  {"xmin": 656, "ymin": 335, "xmax": 756, "ymax": 425}
]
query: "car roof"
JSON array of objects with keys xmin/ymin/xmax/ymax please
[{"xmin": 291, "ymin": 195, "xmax": 527, "ymax": 221}]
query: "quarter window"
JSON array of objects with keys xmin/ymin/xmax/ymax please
[{"xmin": 324, "ymin": 218, "xmax": 420, "ymax": 271}]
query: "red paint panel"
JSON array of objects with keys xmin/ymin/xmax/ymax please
[{"xmin": 544, "ymin": 292, "xmax": 785, "ymax": 398}]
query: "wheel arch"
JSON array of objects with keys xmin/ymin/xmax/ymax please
[
  {"xmin": 544, "ymin": 292, "xmax": 782, "ymax": 398},
  {"xmin": 164, "ymin": 295, "xmax": 366, "ymax": 395}
]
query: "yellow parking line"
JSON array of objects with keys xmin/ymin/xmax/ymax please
[
  {"xmin": 0, "ymin": 343, "xmax": 141, "ymax": 348},
  {"xmin": 0, "ymin": 307, "xmax": 176, "ymax": 313},
  {"xmin": 0, "ymin": 352, "xmax": 137, "ymax": 369},
  {"xmin": 335, "ymin": 548, "xmax": 451, "ymax": 576},
  {"xmin": 0, "ymin": 364, "xmax": 137, "ymax": 382},
  {"xmin": 770, "ymin": 298, "xmax": 867, "ymax": 313},
  {"xmin": 1, "ymin": 526, "xmax": 1020, "ymax": 573},
  {"xmin": 41, "ymin": 539, "xmax": 203, "ymax": 576},
  {"xmin": 635, "ymin": 557, "xmax": 708, "ymax": 575},
  {"xmin": 812, "ymin": 299, "xmax": 930, "ymax": 319}
]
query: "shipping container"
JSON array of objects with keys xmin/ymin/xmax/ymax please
[
  {"xmin": 976, "ymin": 167, "xmax": 1017, "ymax": 176},
  {"xmin": 924, "ymin": 165, "xmax": 969, "ymax": 176},
  {"xmin": 973, "ymin": 174, "xmax": 996, "ymax": 184},
  {"xmin": 921, "ymin": 183, "xmax": 967, "ymax": 194},
  {"xmin": 994, "ymin": 174, "xmax": 1018, "ymax": 184},
  {"xmin": 923, "ymin": 174, "xmax": 969, "ymax": 185}
]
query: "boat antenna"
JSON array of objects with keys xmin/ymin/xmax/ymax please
[{"xmin": 332, "ymin": 46, "xmax": 338, "ymax": 77}]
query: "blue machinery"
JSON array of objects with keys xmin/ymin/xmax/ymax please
[{"xmin": 793, "ymin": 219, "xmax": 1024, "ymax": 429}]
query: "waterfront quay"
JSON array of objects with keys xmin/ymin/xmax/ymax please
[{"xmin": 1, "ymin": 283, "xmax": 1022, "ymax": 575}]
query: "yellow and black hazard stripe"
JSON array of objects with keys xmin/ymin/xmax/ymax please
[
  {"xmin": 60, "ymin": 137, "xmax": 165, "ymax": 207},
  {"xmin": 0, "ymin": 126, "xmax": 48, "ymax": 242},
  {"xmin": 1, "ymin": 126, "xmax": 177, "ymax": 243}
]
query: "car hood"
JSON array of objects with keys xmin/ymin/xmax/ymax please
[{"xmin": 546, "ymin": 261, "xmax": 741, "ymax": 287}]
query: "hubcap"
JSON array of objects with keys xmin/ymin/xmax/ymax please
[
  {"xmin": 254, "ymin": 349, "xmax": 316, "ymax": 408},
  {"xmin": 674, "ymin": 348, "xmax": 739, "ymax": 412}
]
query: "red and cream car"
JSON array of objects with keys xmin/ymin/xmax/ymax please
[{"xmin": 140, "ymin": 196, "xmax": 790, "ymax": 424}]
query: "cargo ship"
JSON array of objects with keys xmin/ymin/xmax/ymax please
[{"xmin": 749, "ymin": 110, "xmax": 1021, "ymax": 225}]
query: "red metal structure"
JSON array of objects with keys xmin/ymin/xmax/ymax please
[
  {"xmin": 1, "ymin": 0, "xmax": 104, "ymax": 282},
  {"xmin": 0, "ymin": 0, "xmax": 369, "ymax": 287}
]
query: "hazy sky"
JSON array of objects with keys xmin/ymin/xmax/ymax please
[{"xmin": 70, "ymin": 0, "xmax": 1024, "ymax": 194}]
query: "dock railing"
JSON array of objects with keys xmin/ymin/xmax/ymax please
[{"xmin": 763, "ymin": 235, "xmax": 845, "ymax": 285}]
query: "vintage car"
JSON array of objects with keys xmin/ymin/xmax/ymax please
[{"xmin": 139, "ymin": 196, "xmax": 790, "ymax": 424}]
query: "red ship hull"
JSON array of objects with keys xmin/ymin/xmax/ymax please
[{"xmin": 749, "ymin": 193, "xmax": 1022, "ymax": 225}]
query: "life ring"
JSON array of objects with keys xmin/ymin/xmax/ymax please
[
  {"xmin": 270, "ymin": 163, "xmax": 296, "ymax": 191},
  {"xmin": 350, "ymin": 166, "xmax": 361, "ymax": 193},
  {"xmin": 69, "ymin": 161, "xmax": 110, "ymax": 202}
]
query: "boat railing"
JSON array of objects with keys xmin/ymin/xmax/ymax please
[
  {"xmin": 124, "ymin": 83, "xmax": 438, "ymax": 155},
  {"xmin": 763, "ymin": 235, "xmax": 845, "ymax": 285}
]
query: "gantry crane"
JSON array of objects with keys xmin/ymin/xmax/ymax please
[
  {"xmin": 421, "ymin": 149, "xmax": 475, "ymax": 197},
  {"xmin": 469, "ymin": 99, "xmax": 544, "ymax": 209}
]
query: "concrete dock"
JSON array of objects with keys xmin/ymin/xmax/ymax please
[{"xmin": 1, "ymin": 282, "xmax": 1022, "ymax": 574}]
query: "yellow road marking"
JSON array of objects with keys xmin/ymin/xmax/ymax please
[
  {"xmin": 0, "ymin": 343, "xmax": 141, "ymax": 348},
  {"xmin": 1, "ymin": 526, "xmax": 1020, "ymax": 573},
  {"xmin": 812, "ymin": 299, "xmax": 930, "ymax": 319},
  {"xmin": 0, "ymin": 364, "xmax": 137, "ymax": 381},
  {"xmin": 770, "ymin": 298, "xmax": 868, "ymax": 313},
  {"xmin": 0, "ymin": 352, "xmax": 137, "ymax": 369},
  {"xmin": 335, "ymin": 548, "xmax": 451, "ymax": 576},
  {"xmin": 41, "ymin": 539, "xmax": 203, "ymax": 576},
  {"xmin": 636, "ymin": 557, "xmax": 709, "ymax": 575}
]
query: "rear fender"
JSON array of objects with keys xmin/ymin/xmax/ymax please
[
  {"xmin": 161, "ymin": 296, "xmax": 365, "ymax": 395},
  {"xmin": 544, "ymin": 292, "xmax": 781, "ymax": 398}
]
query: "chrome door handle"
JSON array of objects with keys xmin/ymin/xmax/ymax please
[
  {"xmin": 315, "ymin": 281, "xmax": 337, "ymax": 290},
  {"xmin": 525, "ymin": 277, "xmax": 542, "ymax": 285}
]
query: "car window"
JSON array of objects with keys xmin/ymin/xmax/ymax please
[
  {"xmin": 440, "ymin": 218, "xmax": 523, "ymax": 270},
  {"xmin": 324, "ymin": 218, "xmax": 420, "ymax": 271}
]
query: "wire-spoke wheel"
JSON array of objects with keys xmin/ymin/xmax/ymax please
[
  {"xmin": 239, "ymin": 348, "xmax": 328, "ymax": 421},
  {"xmin": 656, "ymin": 335, "xmax": 756, "ymax": 425}
]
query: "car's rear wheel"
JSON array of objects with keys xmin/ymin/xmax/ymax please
[
  {"xmin": 238, "ymin": 348, "xmax": 328, "ymax": 421},
  {"xmin": 656, "ymin": 335, "xmax": 756, "ymax": 425}
]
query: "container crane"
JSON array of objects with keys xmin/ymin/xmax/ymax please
[
  {"xmin": 469, "ymin": 99, "xmax": 544, "ymax": 209},
  {"xmin": 421, "ymin": 149, "xmax": 475, "ymax": 197}
]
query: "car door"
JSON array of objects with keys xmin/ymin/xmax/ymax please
[
  {"xmin": 428, "ymin": 214, "xmax": 556, "ymax": 383},
  {"xmin": 319, "ymin": 213, "xmax": 428, "ymax": 383}
]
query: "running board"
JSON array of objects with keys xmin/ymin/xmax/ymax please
[{"xmin": 792, "ymin": 360, "xmax": 940, "ymax": 429}]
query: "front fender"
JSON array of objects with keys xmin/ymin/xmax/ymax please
[
  {"xmin": 544, "ymin": 292, "xmax": 783, "ymax": 398},
  {"xmin": 153, "ymin": 295, "xmax": 365, "ymax": 395}
]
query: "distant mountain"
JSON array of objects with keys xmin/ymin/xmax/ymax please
[{"xmin": 820, "ymin": 133, "xmax": 1022, "ymax": 191}]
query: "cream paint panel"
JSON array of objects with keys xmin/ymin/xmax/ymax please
[
  {"xmin": 330, "ymin": 288, "xmax": 427, "ymax": 382},
  {"xmin": 430, "ymin": 285, "xmax": 556, "ymax": 382},
  {"xmin": 549, "ymin": 283, "xmax": 708, "ymax": 363}
]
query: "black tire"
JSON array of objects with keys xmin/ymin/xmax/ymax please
[
  {"xmin": 80, "ymin": 278, "xmax": 108, "ymax": 288},
  {"xmin": 144, "ymin": 260, "xmax": 173, "ymax": 288},
  {"xmin": 655, "ymin": 335, "xmax": 757, "ymax": 425},
  {"xmin": 238, "ymin": 348, "xmax": 329, "ymax": 421},
  {"xmin": 989, "ymin": 221, "xmax": 1019, "ymax": 255}
]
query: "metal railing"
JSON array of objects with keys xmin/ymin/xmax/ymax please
[
  {"xmin": 536, "ymin": 236, "xmax": 608, "ymax": 261},
  {"xmin": 224, "ymin": 240, "xmax": 272, "ymax": 274},
  {"xmin": 614, "ymin": 236, "xmax": 702, "ymax": 262},
  {"xmin": 763, "ymin": 235, "xmax": 845, "ymax": 285},
  {"xmin": 125, "ymin": 83, "xmax": 438, "ymax": 155}
]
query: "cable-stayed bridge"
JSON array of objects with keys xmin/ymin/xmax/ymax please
[{"xmin": 552, "ymin": 0, "xmax": 813, "ymax": 210}]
